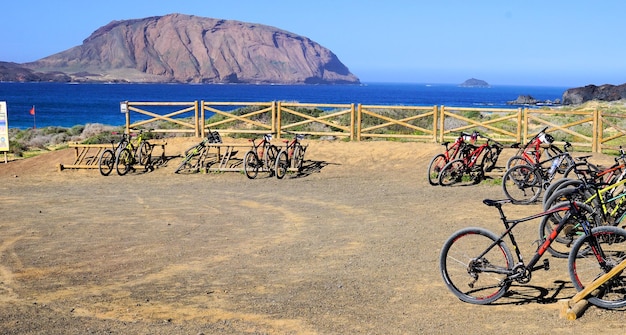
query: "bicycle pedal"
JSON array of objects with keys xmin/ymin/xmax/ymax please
[{"xmin": 543, "ymin": 259, "xmax": 550, "ymax": 271}]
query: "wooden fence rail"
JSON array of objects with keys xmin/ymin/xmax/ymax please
[{"xmin": 123, "ymin": 101, "xmax": 626, "ymax": 153}]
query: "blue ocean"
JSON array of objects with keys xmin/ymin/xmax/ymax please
[{"xmin": 0, "ymin": 82, "xmax": 569, "ymax": 129}]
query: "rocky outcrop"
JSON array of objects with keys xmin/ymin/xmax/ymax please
[
  {"xmin": 507, "ymin": 95, "xmax": 560, "ymax": 106},
  {"xmin": 19, "ymin": 14, "xmax": 359, "ymax": 84},
  {"xmin": 458, "ymin": 78, "xmax": 490, "ymax": 87},
  {"xmin": 562, "ymin": 84, "xmax": 626, "ymax": 105}
]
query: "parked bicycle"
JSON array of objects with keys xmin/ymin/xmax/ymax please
[
  {"xmin": 275, "ymin": 133, "xmax": 307, "ymax": 179},
  {"xmin": 438, "ymin": 133, "xmax": 504, "ymax": 186},
  {"xmin": 115, "ymin": 130, "xmax": 153, "ymax": 176},
  {"xmin": 506, "ymin": 126, "xmax": 564, "ymax": 170},
  {"xmin": 501, "ymin": 149, "xmax": 578, "ymax": 204},
  {"xmin": 98, "ymin": 136, "xmax": 126, "ymax": 176},
  {"xmin": 440, "ymin": 198, "xmax": 626, "ymax": 309},
  {"xmin": 174, "ymin": 131, "xmax": 222, "ymax": 174},
  {"xmin": 427, "ymin": 131, "xmax": 476, "ymax": 186},
  {"xmin": 243, "ymin": 134, "xmax": 279, "ymax": 179}
]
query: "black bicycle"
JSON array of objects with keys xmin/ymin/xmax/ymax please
[
  {"xmin": 440, "ymin": 198, "xmax": 626, "ymax": 308},
  {"xmin": 174, "ymin": 131, "xmax": 222, "ymax": 174}
]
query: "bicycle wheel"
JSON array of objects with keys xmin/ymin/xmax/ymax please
[
  {"xmin": 506, "ymin": 155, "xmax": 532, "ymax": 170},
  {"xmin": 563, "ymin": 161, "xmax": 599, "ymax": 180},
  {"xmin": 138, "ymin": 141, "xmax": 152, "ymax": 166},
  {"xmin": 481, "ymin": 147, "xmax": 497, "ymax": 172},
  {"xmin": 98, "ymin": 149, "xmax": 115, "ymax": 176},
  {"xmin": 115, "ymin": 147, "xmax": 133, "ymax": 176},
  {"xmin": 275, "ymin": 150, "xmax": 288, "ymax": 179},
  {"xmin": 440, "ymin": 227, "xmax": 514, "ymax": 305},
  {"xmin": 427, "ymin": 154, "xmax": 448, "ymax": 186},
  {"xmin": 175, "ymin": 150, "xmax": 201, "ymax": 174},
  {"xmin": 568, "ymin": 226, "xmax": 626, "ymax": 309},
  {"xmin": 438, "ymin": 159, "xmax": 465, "ymax": 186},
  {"xmin": 542, "ymin": 178, "xmax": 579, "ymax": 209},
  {"xmin": 293, "ymin": 144, "xmax": 306, "ymax": 171},
  {"xmin": 265, "ymin": 145, "xmax": 279, "ymax": 175},
  {"xmin": 502, "ymin": 164, "xmax": 543, "ymax": 204},
  {"xmin": 244, "ymin": 150, "xmax": 260, "ymax": 179},
  {"xmin": 539, "ymin": 201, "xmax": 597, "ymax": 258}
]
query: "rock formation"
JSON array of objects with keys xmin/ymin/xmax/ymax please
[
  {"xmin": 14, "ymin": 14, "xmax": 360, "ymax": 84},
  {"xmin": 458, "ymin": 78, "xmax": 490, "ymax": 87},
  {"xmin": 562, "ymin": 84, "xmax": 626, "ymax": 105}
]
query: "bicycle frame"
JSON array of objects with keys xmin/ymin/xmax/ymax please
[
  {"xmin": 477, "ymin": 199, "xmax": 597, "ymax": 281},
  {"xmin": 443, "ymin": 132, "xmax": 475, "ymax": 161},
  {"xmin": 250, "ymin": 134, "xmax": 273, "ymax": 161}
]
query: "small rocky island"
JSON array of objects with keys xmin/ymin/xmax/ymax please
[
  {"xmin": 507, "ymin": 95, "xmax": 561, "ymax": 106},
  {"xmin": 458, "ymin": 78, "xmax": 490, "ymax": 88}
]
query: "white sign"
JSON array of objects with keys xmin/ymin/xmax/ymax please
[
  {"xmin": 0, "ymin": 102, "xmax": 8, "ymax": 152},
  {"xmin": 120, "ymin": 101, "xmax": 128, "ymax": 113}
]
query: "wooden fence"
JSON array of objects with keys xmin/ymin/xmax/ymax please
[{"xmin": 122, "ymin": 101, "xmax": 623, "ymax": 153}]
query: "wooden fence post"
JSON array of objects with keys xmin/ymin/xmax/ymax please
[
  {"xmin": 438, "ymin": 105, "xmax": 445, "ymax": 143},
  {"xmin": 356, "ymin": 104, "xmax": 362, "ymax": 141},
  {"xmin": 432, "ymin": 105, "xmax": 438, "ymax": 143}
]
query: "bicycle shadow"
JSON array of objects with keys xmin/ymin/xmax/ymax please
[
  {"xmin": 491, "ymin": 280, "xmax": 570, "ymax": 306},
  {"xmin": 285, "ymin": 160, "xmax": 338, "ymax": 179}
]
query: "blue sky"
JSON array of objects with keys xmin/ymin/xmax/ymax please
[{"xmin": 1, "ymin": 1, "xmax": 624, "ymax": 87}]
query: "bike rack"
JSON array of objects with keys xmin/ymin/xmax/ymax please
[
  {"xmin": 59, "ymin": 141, "xmax": 168, "ymax": 171},
  {"xmin": 559, "ymin": 258, "xmax": 626, "ymax": 320},
  {"xmin": 203, "ymin": 144, "xmax": 253, "ymax": 172}
]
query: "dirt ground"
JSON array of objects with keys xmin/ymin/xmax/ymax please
[{"xmin": 0, "ymin": 137, "xmax": 624, "ymax": 334}]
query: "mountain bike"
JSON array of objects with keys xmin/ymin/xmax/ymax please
[
  {"xmin": 243, "ymin": 134, "xmax": 279, "ymax": 179},
  {"xmin": 115, "ymin": 130, "xmax": 153, "ymax": 176},
  {"xmin": 438, "ymin": 134, "xmax": 504, "ymax": 186},
  {"xmin": 174, "ymin": 131, "xmax": 222, "ymax": 174},
  {"xmin": 506, "ymin": 126, "xmax": 564, "ymax": 170},
  {"xmin": 427, "ymin": 131, "xmax": 477, "ymax": 186},
  {"xmin": 98, "ymin": 137, "xmax": 125, "ymax": 176},
  {"xmin": 275, "ymin": 133, "xmax": 306, "ymax": 179},
  {"xmin": 501, "ymin": 150, "xmax": 578, "ymax": 204},
  {"xmin": 543, "ymin": 149, "xmax": 626, "ymax": 202},
  {"xmin": 440, "ymin": 198, "xmax": 626, "ymax": 308}
]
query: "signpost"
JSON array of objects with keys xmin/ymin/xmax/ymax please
[{"xmin": 0, "ymin": 101, "xmax": 8, "ymax": 163}]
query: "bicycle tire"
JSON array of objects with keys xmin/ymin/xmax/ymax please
[
  {"xmin": 538, "ymin": 201, "xmax": 597, "ymax": 258},
  {"xmin": 563, "ymin": 161, "xmax": 600, "ymax": 180},
  {"xmin": 427, "ymin": 154, "xmax": 448, "ymax": 186},
  {"xmin": 98, "ymin": 149, "xmax": 115, "ymax": 176},
  {"xmin": 440, "ymin": 227, "xmax": 514, "ymax": 305},
  {"xmin": 293, "ymin": 144, "xmax": 306, "ymax": 171},
  {"xmin": 438, "ymin": 159, "xmax": 466, "ymax": 186},
  {"xmin": 505, "ymin": 155, "xmax": 532, "ymax": 170},
  {"xmin": 542, "ymin": 178, "xmax": 579, "ymax": 208},
  {"xmin": 138, "ymin": 141, "xmax": 152, "ymax": 166},
  {"xmin": 244, "ymin": 150, "xmax": 259, "ymax": 179},
  {"xmin": 502, "ymin": 164, "xmax": 543, "ymax": 204},
  {"xmin": 481, "ymin": 147, "xmax": 497, "ymax": 172},
  {"xmin": 175, "ymin": 151, "xmax": 201, "ymax": 174},
  {"xmin": 265, "ymin": 145, "xmax": 279, "ymax": 175},
  {"xmin": 275, "ymin": 150, "xmax": 288, "ymax": 179},
  {"xmin": 568, "ymin": 226, "xmax": 626, "ymax": 309},
  {"xmin": 542, "ymin": 185, "xmax": 588, "ymax": 212},
  {"xmin": 115, "ymin": 147, "xmax": 133, "ymax": 176}
]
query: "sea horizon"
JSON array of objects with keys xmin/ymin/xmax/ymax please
[{"xmin": 0, "ymin": 82, "xmax": 570, "ymax": 129}]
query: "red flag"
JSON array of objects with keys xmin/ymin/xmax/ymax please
[{"xmin": 29, "ymin": 106, "xmax": 35, "ymax": 115}]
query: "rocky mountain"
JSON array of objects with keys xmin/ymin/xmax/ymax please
[
  {"xmin": 15, "ymin": 13, "xmax": 360, "ymax": 84},
  {"xmin": 562, "ymin": 83, "xmax": 626, "ymax": 105}
]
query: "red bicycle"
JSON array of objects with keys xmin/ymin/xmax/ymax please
[
  {"xmin": 506, "ymin": 126, "xmax": 564, "ymax": 170},
  {"xmin": 427, "ymin": 131, "xmax": 477, "ymax": 185},
  {"xmin": 438, "ymin": 133, "xmax": 503, "ymax": 186}
]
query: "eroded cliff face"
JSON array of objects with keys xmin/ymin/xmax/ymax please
[
  {"xmin": 23, "ymin": 13, "xmax": 360, "ymax": 84},
  {"xmin": 562, "ymin": 83, "xmax": 626, "ymax": 105}
]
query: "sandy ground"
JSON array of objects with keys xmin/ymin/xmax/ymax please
[{"xmin": 0, "ymin": 137, "xmax": 624, "ymax": 334}]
